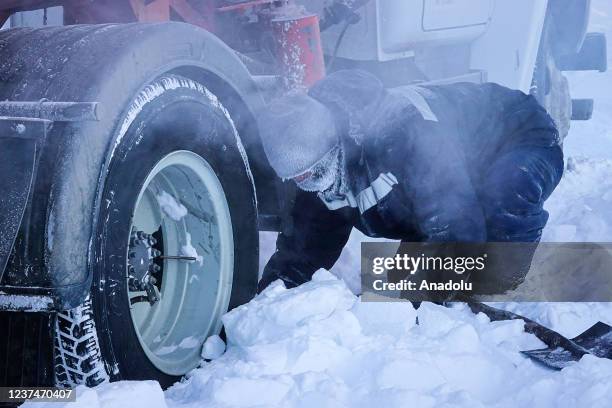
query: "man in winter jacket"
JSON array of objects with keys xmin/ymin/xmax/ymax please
[{"xmin": 257, "ymin": 69, "xmax": 564, "ymax": 293}]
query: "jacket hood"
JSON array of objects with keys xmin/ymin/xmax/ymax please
[{"xmin": 309, "ymin": 69, "xmax": 385, "ymax": 142}]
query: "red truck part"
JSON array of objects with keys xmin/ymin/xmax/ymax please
[{"xmin": 271, "ymin": 9, "xmax": 326, "ymax": 89}]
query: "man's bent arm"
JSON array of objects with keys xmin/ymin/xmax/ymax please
[
  {"xmin": 400, "ymin": 115, "xmax": 487, "ymax": 242},
  {"xmin": 259, "ymin": 190, "xmax": 353, "ymax": 292}
]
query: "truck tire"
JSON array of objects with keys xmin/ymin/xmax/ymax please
[
  {"xmin": 531, "ymin": 18, "xmax": 572, "ymax": 141},
  {"xmin": 56, "ymin": 74, "xmax": 258, "ymax": 388},
  {"xmin": 0, "ymin": 24, "xmax": 258, "ymax": 388}
]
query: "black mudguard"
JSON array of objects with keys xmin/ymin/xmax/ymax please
[{"xmin": 0, "ymin": 118, "xmax": 47, "ymax": 282}]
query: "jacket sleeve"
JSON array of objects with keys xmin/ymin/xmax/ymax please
[
  {"xmin": 493, "ymin": 83, "xmax": 564, "ymax": 198},
  {"xmin": 397, "ymin": 109, "xmax": 487, "ymax": 242},
  {"xmin": 489, "ymin": 82, "xmax": 561, "ymax": 149},
  {"xmin": 258, "ymin": 190, "xmax": 353, "ymax": 292}
]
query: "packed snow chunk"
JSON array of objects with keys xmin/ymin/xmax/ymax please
[
  {"xmin": 222, "ymin": 270, "xmax": 358, "ymax": 348},
  {"xmin": 287, "ymin": 336, "xmax": 353, "ymax": 375},
  {"xmin": 432, "ymin": 353, "xmax": 510, "ymax": 402},
  {"xmin": 356, "ymin": 388, "xmax": 439, "ymax": 408},
  {"xmin": 509, "ymin": 355, "xmax": 612, "ymax": 408},
  {"xmin": 22, "ymin": 381, "xmax": 167, "ymax": 408},
  {"xmin": 156, "ymin": 191, "xmax": 188, "ymax": 221},
  {"xmin": 497, "ymin": 301, "xmax": 612, "ymax": 339},
  {"xmin": 443, "ymin": 323, "xmax": 481, "ymax": 353},
  {"xmin": 240, "ymin": 340, "xmax": 291, "ymax": 375},
  {"xmin": 351, "ymin": 300, "xmax": 417, "ymax": 338},
  {"xmin": 376, "ymin": 357, "xmax": 446, "ymax": 391},
  {"xmin": 212, "ymin": 377, "xmax": 294, "ymax": 407},
  {"xmin": 416, "ymin": 301, "xmax": 467, "ymax": 337},
  {"xmin": 236, "ymin": 335, "xmax": 352, "ymax": 377},
  {"xmin": 543, "ymin": 157, "xmax": 612, "ymax": 242},
  {"xmin": 96, "ymin": 382, "xmax": 167, "ymax": 408},
  {"xmin": 157, "ymin": 336, "xmax": 202, "ymax": 356},
  {"xmin": 179, "ymin": 336, "xmax": 200, "ymax": 349},
  {"xmin": 20, "ymin": 386, "xmax": 100, "ymax": 408},
  {"xmin": 180, "ymin": 232, "xmax": 204, "ymax": 266},
  {"xmin": 484, "ymin": 318, "xmax": 529, "ymax": 345},
  {"xmin": 292, "ymin": 372, "xmax": 351, "ymax": 408},
  {"xmin": 202, "ymin": 335, "xmax": 226, "ymax": 360}
]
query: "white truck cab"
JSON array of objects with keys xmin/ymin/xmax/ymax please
[{"xmin": 300, "ymin": 0, "xmax": 606, "ymax": 138}]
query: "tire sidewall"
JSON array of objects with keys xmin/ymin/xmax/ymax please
[
  {"xmin": 92, "ymin": 76, "xmax": 258, "ymax": 387},
  {"xmin": 36, "ymin": 23, "xmax": 263, "ymax": 305}
]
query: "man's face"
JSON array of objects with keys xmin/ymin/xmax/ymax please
[{"xmin": 292, "ymin": 145, "xmax": 341, "ymax": 192}]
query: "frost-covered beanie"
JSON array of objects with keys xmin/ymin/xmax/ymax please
[{"xmin": 259, "ymin": 93, "xmax": 339, "ymax": 179}]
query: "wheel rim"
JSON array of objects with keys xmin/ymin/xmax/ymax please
[{"xmin": 126, "ymin": 150, "xmax": 234, "ymax": 375}]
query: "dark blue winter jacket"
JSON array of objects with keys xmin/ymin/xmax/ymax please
[{"xmin": 260, "ymin": 71, "xmax": 564, "ymax": 290}]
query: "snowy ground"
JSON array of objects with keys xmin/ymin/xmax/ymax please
[{"xmin": 25, "ymin": 3, "xmax": 612, "ymax": 407}]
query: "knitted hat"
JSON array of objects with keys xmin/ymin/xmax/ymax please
[{"xmin": 258, "ymin": 93, "xmax": 339, "ymax": 179}]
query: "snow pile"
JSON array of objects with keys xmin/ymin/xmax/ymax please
[
  {"xmin": 34, "ymin": 271, "xmax": 612, "ymax": 407},
  {"xmin": 496, "ymin": 301, "xmax": 612, "ymax": 339},
  {"xmin": 201, "ymin": 335, "xmax": 226, "ymax": 360},
  {"xmin": 22, "ymin": 381, "xmax": 166, "ymax": 408},
  {"xmin": 163, "ymin": 271, "xmax": 610, "ymax": 407},
  {"xmin": 156, "ymin": 336, "xmax": 201, "ymax": 357},
  {"xmin": 157, "ymin": 191, "xmax": 188, "ymax": 221},
  {"xmin": 543, "ymin": 157, "xmax": 612, "ymax": 242},
  {"xmin": 179, "ymin": 232, "xmax": 204, "ymax": 266}
]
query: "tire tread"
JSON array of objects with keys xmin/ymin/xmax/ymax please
[{"xmin": 53, "ymin": 297, "xmax": 108, "ymax": 388}]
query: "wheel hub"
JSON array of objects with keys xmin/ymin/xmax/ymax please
[{"xmin": 128, "ymin": 229, "xmax": 162, "ymax": 305}]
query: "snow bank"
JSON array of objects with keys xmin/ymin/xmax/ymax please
[
  {"xmin": 543, "ymin": 157, "xmax": 612, "ymax": 242},
  {"xmin": 161, "ymin": 271, "xmax": 611, "ymax": 408},
  {"xmin": 34, "ymin": 271, "xmax": 612, "ymax": 407},
  {"xmin": 22, "ymin": 381, "xmax": 166, "ymax": 408}
]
